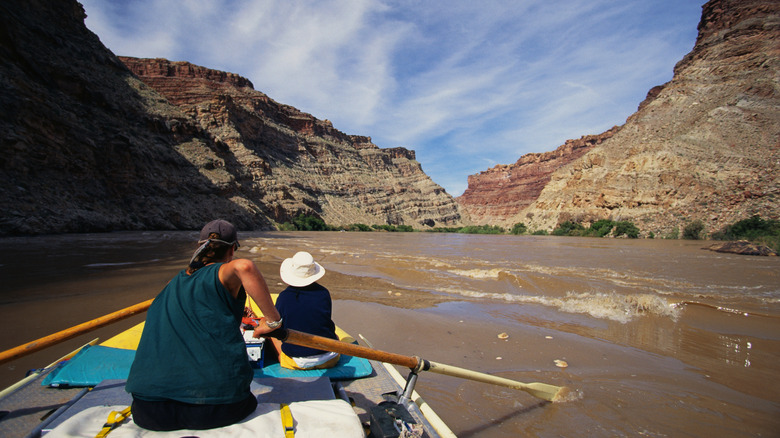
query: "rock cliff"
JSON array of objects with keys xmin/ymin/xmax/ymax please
[
  {"xmin": 458, "ymin": 0, "xmax": 779, "ymax": 236},
  {"xmin": 457, "ymin": 128, "xmax": 619, "ymax": 225},
  {"xmin": 0, "ymin": 0, "xmax": 461, "ymax": 235},
  {"xmin": 118, "ymin": 57, "xmax": 461, "ymax": 229}
]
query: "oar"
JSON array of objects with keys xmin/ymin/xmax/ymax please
[
  {"xmin": 269, "ymin": 328, "xmax": 568, "ymax": 402},
  {"xmin": 0, "ymin": 299, "xmax": 154, "ymax": 365}
]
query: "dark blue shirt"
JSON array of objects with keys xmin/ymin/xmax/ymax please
[{"xmin": 275, "ymin": 283, "xmax": 338, "ymax": 357}]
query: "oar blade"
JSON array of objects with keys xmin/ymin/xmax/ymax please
[
  {"xmin": 525, "ymin": 382, "xmax": 570, "ymax": 403},
  {"xmin": 427, "ymin": 361, "xmax": 568, "ymax": 402}
]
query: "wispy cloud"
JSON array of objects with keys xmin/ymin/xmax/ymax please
[{"xmin": 81, "ymin": 0, "xmax": 703, "ymax": 196}]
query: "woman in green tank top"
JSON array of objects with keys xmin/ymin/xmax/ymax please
[{"xmin": 126, "ymin": 220, "xmax": 283, "ymax": 431}]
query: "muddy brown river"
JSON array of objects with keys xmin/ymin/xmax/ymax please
[{"xmin": 1, "ymin": 231, "xmax": 778, "ymax": 437}]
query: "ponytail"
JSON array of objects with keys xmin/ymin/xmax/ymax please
[{"xmin": 187, "ymin": 232, "xmax": 235, "ymax": 274}]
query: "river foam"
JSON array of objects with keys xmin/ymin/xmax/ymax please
[{"xmin": 432, "ymin": 285, "xmax": 680, "ymax": 323}]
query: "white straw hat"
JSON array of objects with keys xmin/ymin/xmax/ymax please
[{"xmin": 280, "ymin": 251, "xmax": 325, "ymax": 287}]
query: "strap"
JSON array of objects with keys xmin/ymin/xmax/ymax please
[
  {"xmin": 280, "ymin": 403, "xmax": 295, "ymax": 438},
  {"xmin": 95, "ymin": 406, "xmax": 131, "ymax": 438}
]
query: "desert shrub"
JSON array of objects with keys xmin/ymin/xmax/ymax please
[
  {"xmin": 756, "ymin": 235, "xmax": 780, "ymax": 252},
  {"xmin": 552, "ymin": 221, "xmax": 585, "ymax": 236},
  {"xmin": 458, "ymin": 225, "xmax": 505, "ymax": 234},
  {"xmin": 371, "ymin": 224, "xmax": 414, "ymax": 232},
  {"xmin": 344, "ymin": 223, "xmax": 372, "ymax": 232},
  {"xmin": 712, "ymin": 215, "xmax": 780, "ymax": 251},
  {"xmin": 585, "ymin": 219, "xmax": 615, "ymax": 237},
  {"xmin": 613, "ymin": 221, "xmax": 640, "ymax": 238},
  {"xmin": 510, "ymin": 223, "xmax": 528, "ymax": 235},
  {"xmin": 292, "ymin": 214, "xmax": 329, "ymax": 231},
  {"xmin": 664, "ymin": 228, "xmax": 680, "ymax": 239},
  {"xmin": 425, "ymin": 227, "xmax": 462, "ymax": 233},
  {"xmin": 712, "ymin": 215, "xmax": 780, "ymax": 240},
  {"xmin": 277, "ymin": 222, "xmax": 296, "ymax": 231},
  {"xmin": 531, "ymin": 229, "xmax": 549, "ymax": 235},
  {"xmin": 682, "ymin": 220, "xmax": 706, "ymax": 240}
]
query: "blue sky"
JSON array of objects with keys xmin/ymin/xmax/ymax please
[{"xmin": 80, "ymin": 0, "xmax": 703, "ymax": 197}]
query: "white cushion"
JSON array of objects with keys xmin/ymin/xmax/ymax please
[{"xmin": 45, "ymin": 400, "xmax": 363, "ymax": 438}]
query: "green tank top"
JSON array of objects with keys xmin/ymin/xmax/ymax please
[{"xmin": 126, "ymin": 263, "xmax": 252, "ymax": 404}]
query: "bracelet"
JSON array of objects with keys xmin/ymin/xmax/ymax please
[{"xmin": 266, "ymin": 318, "xmax": 283, "ymax": 329}]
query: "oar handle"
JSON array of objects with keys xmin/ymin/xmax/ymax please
[
  {"xmin": 0, "ymin": 299, "xmax": 154, "ymax": 365},
  {"xmin": 270, "ymin": 328, "xmax": 423, "ymax": 369}
]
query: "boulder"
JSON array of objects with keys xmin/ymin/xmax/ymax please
[{"xmin": 705, "ymin": 240, "xmax": 778, "ymax": 256}]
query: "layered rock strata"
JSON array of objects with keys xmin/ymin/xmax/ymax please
[
  {"xmin": 119, "ymin": 57, "xmax": 461, "ymax": 229},
  {"xmin": 457, "ymin": 128, "xmax": 619, "ymax": 225},
  {"xmin": 0, "ymin": 0, "xmax": 461, "ymax": 235},
  {"xmin": 458, "ymin": 0, "xmax": 779, "ymax": 235}
]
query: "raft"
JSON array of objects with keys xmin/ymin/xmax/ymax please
[{"xmin": 0, "ymin": 298, "xmax": 453, "ymax": 438}]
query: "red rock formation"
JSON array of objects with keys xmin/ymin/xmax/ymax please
[
  {"xmin": 121, "ymin": 57, "xmax": 254, "ymax": 90},
  {"xmin": 457, "ymin": 128, "xmax": 619, "ymax": 225}
]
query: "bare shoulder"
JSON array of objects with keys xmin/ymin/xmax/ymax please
[
  {"xmin": 217, "ymin": 259, "xmax": 251, "ymax": 293},
  {"xmin": 225, "ymin": 258, "xmax": 255, "ymax": 272},
  {"xmin": 220, "ymin": 258, "xmax": 261, "ymax": 282}
]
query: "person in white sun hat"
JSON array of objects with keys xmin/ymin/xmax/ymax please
[{"xmin": 270, "ymin": 251, "xmax": 341, "ymax": 370}]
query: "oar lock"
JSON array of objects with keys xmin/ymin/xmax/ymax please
[
  {"xmin": 371, "ymin": 360, "xmax": 430, "ymax": 438},
  {"xmin": 410, "ymin": 356, "xmax": 430, "ymax": 374},
  {"xmin": 369, "ymin": 400, "xmax": 423, "ymax": 438}
]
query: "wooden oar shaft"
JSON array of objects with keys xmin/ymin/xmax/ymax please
[
  {"xmin": 277, "ymin": 329, "xmax": 566, "ymax": 402},
  {"xmin": 282, "ymin": 329, "xmax": 420, "ymax": 369},
  {"xmin": 0, "ymin": 299, "xmax": 154, "ymax": 365}
]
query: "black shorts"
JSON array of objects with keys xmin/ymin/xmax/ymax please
[{"xmin": 131, "ymin": 392, "xmax": 258, "ymax": 431}]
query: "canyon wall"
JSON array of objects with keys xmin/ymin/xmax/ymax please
[
  {"xmin": 458, "ymin": 0, "xmax": 779, "ymax": 236},
  {"xmin": 457, "ymin": 128, "xmax": 619, "ymax": 225},
  {"xmin": 118, "ymin": 57, "xmax": 462, "ymax": 230},
  {"xmin": 0, "ymin": 0, "xmax": 462, "ymax": 236}
]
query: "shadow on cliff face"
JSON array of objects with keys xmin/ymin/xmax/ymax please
[
  {"xmin": 0, "ymin": 0, "xmax": 272, "ymax": 235},
  {"xmin": 187, "ymin": 93, "xmax": 326, "ymax": 225},
  {"xmin": 1, "ymin": 0, "xmax": 463, "ymax": 236}
]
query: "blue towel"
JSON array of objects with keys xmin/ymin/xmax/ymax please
[
  {"xmin": 254, "ymin": 354, "xmax": 373, "ymax": 380},
  {"xmin": 42, "ymin": 345, "xmax": 135, "ymax": 387},
  {"xmin": 40, "ymin": 345, "xmax": 373, "ymax": 387}
]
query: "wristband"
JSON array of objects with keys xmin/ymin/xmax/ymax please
[{"xmin": 266, "ymin": 318, "xmax": 283, "ymax": 329}]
